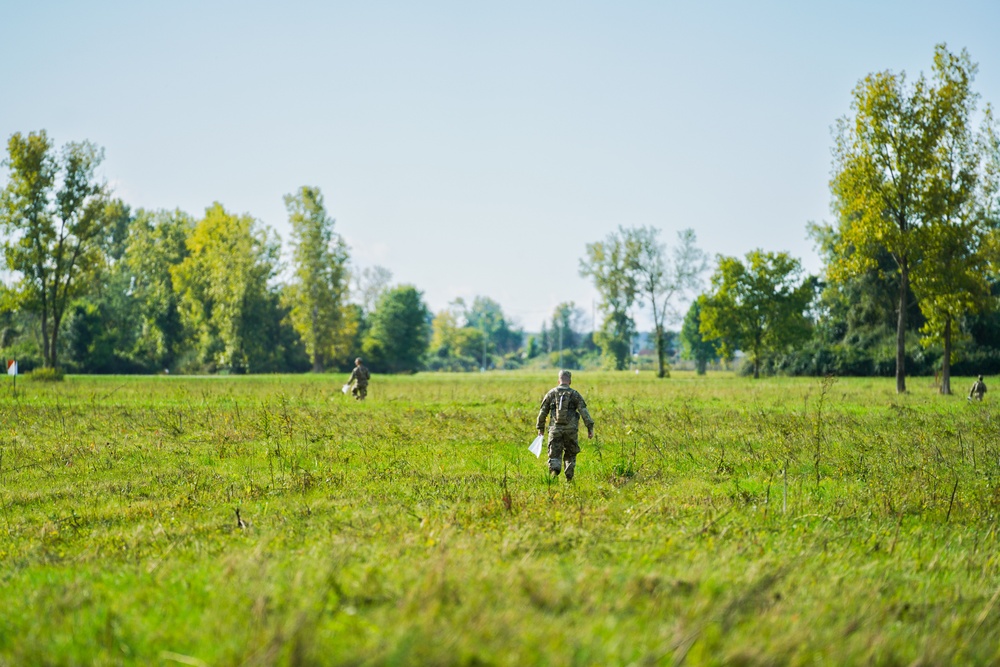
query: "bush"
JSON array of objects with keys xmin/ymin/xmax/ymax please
[{"xmin": 28, "ymin": 368, "xmax": 65, "ymax": 382}]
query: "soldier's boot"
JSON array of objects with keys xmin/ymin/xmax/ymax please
[
  {"xmin": 564, "ymin": 457, "xmax": 576, "ymax": 482},
  {"xmin": 548, "ymin": 455, "xmax": 562, "ymax": 478}
]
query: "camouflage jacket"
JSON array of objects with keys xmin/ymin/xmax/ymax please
[
  {"xmin": 536, "ymin": 384, "xmax": 594, "ymax": 434},
  {"xmin": 349, "ymin": 365, "xmax": 370, "ymax": 386}
]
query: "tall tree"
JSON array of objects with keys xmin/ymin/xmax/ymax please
[
  {"xmin": 463, "ymin": 296, "xmax": 522, "ymax": 357},
  {"xmin": 362, "ymin": 285, "xmax": 431, "ymax": 373},
  {"xmin": 353, "ymin": 265, "xmax": 393, "ymax": 316},
  {"xmin": 283, "ymin": 186, "xmax": 350, "ymax": 372},
  {"xmin": 580, "ymin": 228, "xmax": 638, "ymax": 370},
  {"xmin": 550, "ymin": 301, "xmax": 585, "ymax": 352},
  {"xmin": 625, "ymin": 227, "xmax": 707, "ymax": 378},
  {"xmin": 911, "ymin": 53, "xmax": 999, "ymax": 394},
  {"xmin": 680, "ymin": 299, "xmax": 719, "ymax": 375},
  {"xmin": 830, "ymin": 44, "xmax": 990, "ymax": 393},
  {"xmin": 699, "ymin": 250, "xmax": 815, "ymax": 379},
  {"xmin": 170, "ymin": 203, "xmax": 280, "ymax": 373},
  {"xmin": 124, "ymin": 209, "xmax": 195, "ymax": 370},
  {"xmin": 428, "ymin": 309, "xmax": 485, "ymax": 371},
  {"xmin": 0, "ymin": 131, "xmax": 113, "ymax": 369}
]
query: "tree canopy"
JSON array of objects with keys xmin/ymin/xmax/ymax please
[
  {"xmin": 0, "ymin": 131, "xmax": 112, "ymax": 369},
  {"xmin": 699, "ymin": 250, "xmax": 815, "ymax": 379},
  {"xmin": 829, "ymin": 44, "xmax": 998, "ymax": 393}
]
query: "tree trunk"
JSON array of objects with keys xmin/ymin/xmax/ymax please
[
  {"xmin": 311, "ymin": 304, "xmax": 322, "ymax": 372},
  {"xmin": 696, "ymin": 358, "xmax": 707, "ymax": 375},
  {"xmin": 896, "ymin": 258, "xmax": 908, "ymax": 393},
  {"xmin": 655, "ymin": 324, "xmax": 669, "ymax": 378},
  {"xmin": 49, "ymin": 315, "xmax": 60, "ymax": 371},
  {"xmin": 940, "ymin": 315, "xmax": 952, "ymax": 395},
  {"xmin": 41, "ymin": 310, "xmax": 51, "ymax": 369},
  {"xmin": 753, "ymin": 345, "xmax": 760, "ymax": 379}
]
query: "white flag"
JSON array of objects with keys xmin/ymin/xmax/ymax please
[
  {"xmin": 528, "ymin": 435, "xmax": 543, "ymax": 458},
  {"xmin": 341, "ymin": 383, "xmax": 350, "ymax": 394},
  {"xmin": 6, "ymin": 360, "xmax": 16, "ymax": 376}
]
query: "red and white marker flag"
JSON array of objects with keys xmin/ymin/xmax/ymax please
[{"xmin": 6, "ymin": 360, "xmax": 16, "ymax": 376}]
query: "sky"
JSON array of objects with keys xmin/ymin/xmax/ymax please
[{"xmin": 2, "ymin": 0, "xmax": 999, "ymax": 332}]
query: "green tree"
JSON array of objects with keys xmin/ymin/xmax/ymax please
[
  {"xmin": 124, "ymin": 209, "xmax": 195, "ymax": 371},
  {"xmin": 680, "ymin": 299, "xmax": 719, "ymax": 375},
  {"xmin": 0, "ymin": 131, "xmax": 113, "ymax": 369},
  {"xmin": 283, "ymin": 186, "xmax": 350, "ymax": 372},
  {"xmin": 170, "ymin": 203, "xmax": 280, "ymax": 373},
  {"xmin": 911, "ymin": 55, "xmax": 999, "ymax": 394},
  {"xmin": 580, "ymin": 228, "xmax": 638, "ymax": 370},
  {"xmin": 625, "ymin": 227, "xmax": 707, "ymax": 378},
  {"xmin": 428, "ymin": 308, "xmax": 485, "ymax": 371},
  {"xmin": 548, "ymin": 301, "xmax": 586, "ymax": 368},
  {"xmin": 462, "ymin": 296, "xmax": 522, "ymax": 358},
  {"xmin": 830, "ymin": 44, "xmax": 993, "ymax": 393},
  {"xmin": 699, "ymin": 250, "xmax": 815, "ymax": 379},
  {"xmin": 363, "ymin": 285, "xmax": 431, "ymax": 373}
]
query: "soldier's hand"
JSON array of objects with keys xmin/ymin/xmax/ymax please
[
  {"xmin": 537, "ymin": 429, "xmax": 543, "ymax": 436},
  {"xmin": 587, "ymin": 429, "xmax": 594, "ymax": 439}
]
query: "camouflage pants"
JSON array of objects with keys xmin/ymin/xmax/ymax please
[
  {"xmin": 547, "ymin": 431, "xmax": 580, "ymax": 480},
  {"xmin": 352, "ymin": 382, "xmax": 368, "ymax": 400}
]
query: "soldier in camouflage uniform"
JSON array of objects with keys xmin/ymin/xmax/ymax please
[
  {"xmin": 969, "ymin": 374, "xmax": 987, "ymax": 401},
  {"xmin": 536, "ymin": 370, "xmax": 594, "ymax": 481},
  {"xmin": 348, "ymin": 357, "xmax": 370, "ymax": 400}
]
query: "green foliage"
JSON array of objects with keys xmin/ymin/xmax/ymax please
[
  {"xmin": 680, "ymin": 299, "xmax": 720, "ymax": 374},
  {"xmin": 582, "ymin": 226, "xmax": 707, "ymax": 374},
  {"xmin": 829, "ymin": 44, "xmax": 997, "ymax": 393},
  {"xmin": 461, "ymin": 296, "xmax": 523, "ymax": 356},
  {"xmin": 550, "ymin": 301, "xmax": 585, "ymax": 350},
  {"xmin": 363, "ymin": 285, "xmax": 431, "ymax": 373},
  {"xmin": 700, "ymin": 250, "xmax": 815, "ymax": 379},
  {"xmin": 123, "ymin": 209, "xmax": 195, "ymax": 371},
  {"xmin": 170, "ymin": 203, "xmax": 281, "ymax": 373},
  {"xmin": 282, "ymin": 186, "xmax": 351, "ymax": 372},
  {"xmin": 625, "ymin": 226, "xmax": 708, "ymax": 378},
  {"xmin": 428, "ymin": 308, "xmax": 486, "ymax": 371},
  {"xmin": 2, "ymin": 374, "xmax": 1000, "ymax": 664},
  {"xmin": 0, "ymin": 131, "xmax": 113, "ymax": 369},
  {"xmin": 25, "ymin": 366, "xmax": 63, "ymax": 381},
  {"xmin": 580, "ymin": 228, "xmax": 638, "ymax": 370}
]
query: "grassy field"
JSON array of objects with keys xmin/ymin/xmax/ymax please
[{"xmin": 1, "ymin": 370, "xmax": 999, "ymax": 666}]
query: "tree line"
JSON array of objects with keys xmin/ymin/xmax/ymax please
[
  {"xmin": 1, "ymin": 44, "xmax": 997, "ymax": 393},
  {"xmin": 582, "ymin": 45, "xmax": 1000, "ymax": 395}
]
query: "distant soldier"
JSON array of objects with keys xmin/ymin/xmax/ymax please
[
  {"xmin": 969, "ymin": 374, "xmax": 987, "ymax": 401},
  {"xmin": 348, "ymin": 357, "xmax": 370, "ymax": 400},
  {"xmin": 536, "ymin": 370, "xmax": 595, "ymax": 481}
]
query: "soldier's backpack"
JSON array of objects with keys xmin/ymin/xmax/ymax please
[{"xmin": 553, "ymin": 389, "xmax": 575, "ymax": 426}]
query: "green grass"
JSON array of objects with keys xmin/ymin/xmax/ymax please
[{"xmin": 1, "ymin": 371, "xmax": 999, "ymax": 665}]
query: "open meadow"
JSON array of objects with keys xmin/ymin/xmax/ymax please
[{"xmin": 2, "ymin": 371, "xmax": 1000, "ymax": 666}]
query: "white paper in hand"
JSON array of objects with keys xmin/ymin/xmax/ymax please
[
  {"xmin": 528, "ymin": 435, "xmax": 544, "ymax": 458},
  {"xmin": 341, "ymin": 384, "xmax": 351, "ymax": 395}
]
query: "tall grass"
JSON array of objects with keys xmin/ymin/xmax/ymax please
[{"xmin": 1, "ymin": 371, "xmax": 998, "ymax": 665}]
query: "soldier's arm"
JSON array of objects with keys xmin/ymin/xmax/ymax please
[
  {"xmin": 536, "ymin": 392, "xmax": 552, "ymax": 432},
  {"xmin": 577, "ymin": 392, "xmax": 595, "ymax": 432}
]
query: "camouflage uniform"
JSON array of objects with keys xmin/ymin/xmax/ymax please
[
  {"xmin": 536, "ymin": 382, "xmax": 594, "ymax": 480},
  {"xmin": 969, "ymin": 377, "xmax": 987, "ymax": 401},
  {"xmin": 349, "ymin": 363, "xmax": 370, "ymax": 400}
]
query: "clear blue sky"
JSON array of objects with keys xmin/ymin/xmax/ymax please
[{"xmin": 2, "ymin": 0, "xmax": 998, "ymax": 332}]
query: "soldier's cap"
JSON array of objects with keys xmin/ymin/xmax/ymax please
[
  {"xmin": 355, "ymin": 357, "xmax": 363, "ymax": 364},
  {"xmin": 559, "ymin": 369, "xmax": 572, "ymax": 380},
  {"xmin": 980, "ymin": 374, "xmax": 984, "ymax": 380}
]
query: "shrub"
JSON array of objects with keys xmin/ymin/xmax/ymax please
[{"xmin": 28, "ymin": 367, "xmax": 65, "ymax": 382}]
